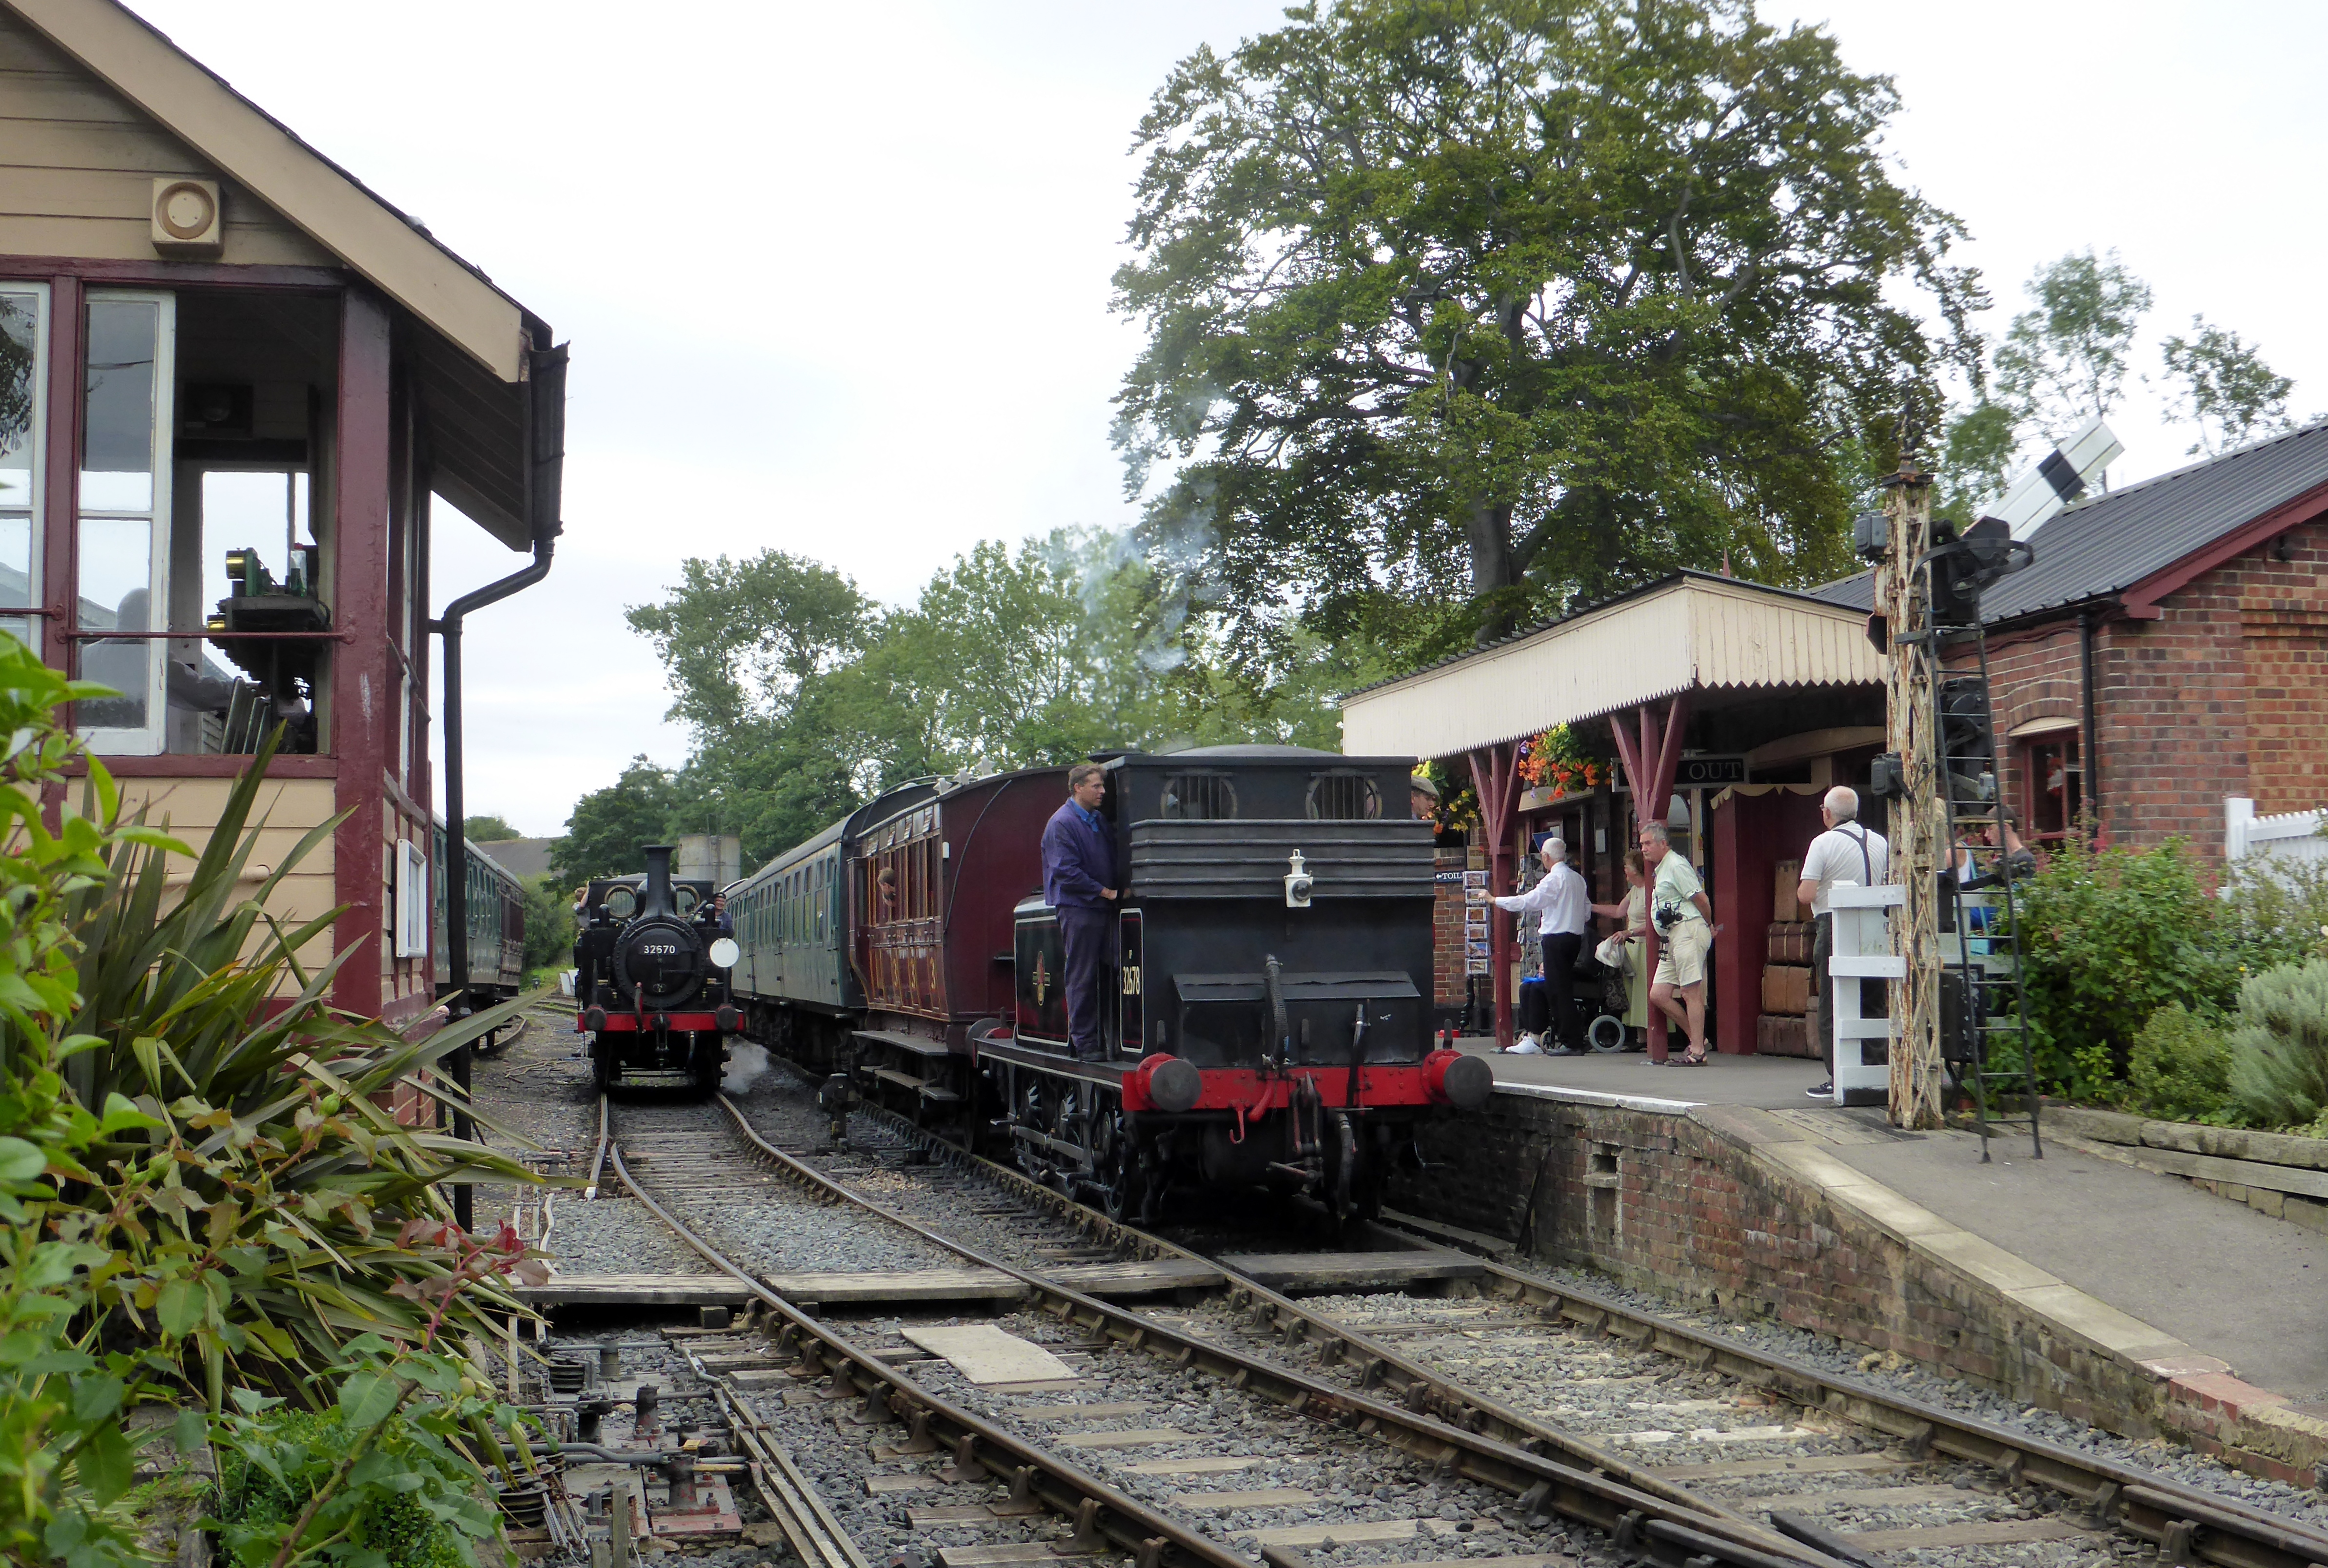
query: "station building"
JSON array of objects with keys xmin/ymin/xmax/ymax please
[
  {"xmin": 0, "ymin": 0, "xmax": 563, "ymax": 1028},
  {"xmin": 1346, "ymin": 423, "xmax": 2328, "ymax": 1061}
]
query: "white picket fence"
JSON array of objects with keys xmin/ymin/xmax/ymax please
[{"xmin": 2225, "ymin": 797, "xmax": 2328, "ymax": 868}]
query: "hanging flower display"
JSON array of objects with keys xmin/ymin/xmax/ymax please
[{"xmin": 1516, "ymin": 724, "xmax": 1608, "ymax": 795}]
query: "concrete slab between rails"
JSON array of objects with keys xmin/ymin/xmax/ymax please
[{"xmin": 1397, "ymin": 1073, "xmax": 2328, "ymax": 1489}]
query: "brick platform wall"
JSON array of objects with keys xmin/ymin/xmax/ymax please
[{"xmin": 1384, "ymin": 1093, "xmax": 2283, "ymax": 1468}]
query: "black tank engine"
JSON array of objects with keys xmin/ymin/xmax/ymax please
[{"xmin": 574, "ymin": 844, "xmax": 740, "ymax": 1094}]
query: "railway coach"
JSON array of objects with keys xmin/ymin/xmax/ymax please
[{"xmin": 730, "ymin": 746, "xmax": 1492, "ymax": 1226}]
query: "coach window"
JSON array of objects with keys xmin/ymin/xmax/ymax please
[
  {"xmin": 1161, "ymin": 772, "xmax": 1236, "ymax": 820},
  {"xmin": 0, "ymin": 286, "xmax": 45, "ymax": 654},
  {"xmin": 1306, "ymin": 772, "xmax": 1381, "ymax": 821}
]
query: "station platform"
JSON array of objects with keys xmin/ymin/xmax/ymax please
[{"xmin": 1439, "ymin": 1036, "xmax": 2328, "ymax": 1483}]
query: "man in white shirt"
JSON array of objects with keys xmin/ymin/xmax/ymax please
[
  {"xmin": 1797, "ymin": 785, "xmax": 1892, "ymax": 1098},
  {"xmin": 1493, "ymin": 837, "xmax": 1591, "ymax": 1054}
]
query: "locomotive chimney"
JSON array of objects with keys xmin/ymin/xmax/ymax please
[{"xmin": 641, "ymin": 844, "xmax": 677, "ymax": 918}]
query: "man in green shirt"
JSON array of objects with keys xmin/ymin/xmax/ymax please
[{"xmin": 1638, "ymin": 821, "xmax": 1716, "ymax": 1065}]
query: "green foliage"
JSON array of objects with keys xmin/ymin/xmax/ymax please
[
  {"xmin": 2012, "ymin": 836, "xmax": 2233, "ymax": 1098},
  {"xmin": 1993, "ymin": 248, "xmax": 2152, "ymax": 443},
  {"xmin": 1111, "ymin": 0, "xmax": 1982, "ymax": 655},
  {"xmin": 2122, "ymin": 1003, "xmax": 2233, "ymax": 1123},
  {"xmin": 613, "ymin": 528, "xmax": 1368, "ymax": 866},
  {"xmin": 0, "ymin": 630, "xmax": 544, "ymax": 1565},
  {"xmin": 207, "ymin": 1331, "xmax": 526, "ymax": 1568},
  {"xmin": 2227, "ymin": 959, "xmax": 2328, "ymax": 1131},
  {"xmin": 1936, "ymin": 399, "xmax": 2019, "ymax": 523},
  {"xmin": 551, "ymin": 755, "xmax": 679, "ymax": 887},
  {"xmin": 519, "ymin": 874, "xmax": 575, "ymax": 975},
  {"xmin": 459, "ymin": 817, "xmax": 518, "ymax": 844},
  {"xmin": 2158, "ymin": 315, "xmax": 2296, "ymax": 457}
]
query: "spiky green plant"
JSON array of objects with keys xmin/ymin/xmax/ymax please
[{"xmin": 0, "ymin": 631, "xmax": 544, "ymax": 1413}]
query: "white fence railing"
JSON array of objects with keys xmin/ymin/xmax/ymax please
[{"xmin": 2226, "ymin": 797, "xmax": 2328, "ymax": 867}]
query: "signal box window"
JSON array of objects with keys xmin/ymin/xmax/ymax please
[
  {"xmin": 0, "ymin": 286, "xmax": 45, "ymax": 655},
  {"xmin": 1161, "ymin": 772, "xmax": 1236, "ymax": 820},
  {"xmin": 2022, "ymin": 731, "xmax": 2081, "ymax": 843},
  {"xmin": 1306, "ymin": 773, "xmax": 1380, "ymax": 821}
]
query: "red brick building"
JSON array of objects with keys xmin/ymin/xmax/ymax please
[{"xmin": 1817, "ymin": 426, "xmax": 2328, "ymax": 856}]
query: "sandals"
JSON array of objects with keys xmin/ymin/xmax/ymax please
[{"xmin": 1680, "ymin": 1047, "xmax": 1710, "ymax": 1065}]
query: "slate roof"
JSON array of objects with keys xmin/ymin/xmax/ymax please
[{"xmin": 1805, "ymin": 418, "xmax": 2328, "ymax": 624}]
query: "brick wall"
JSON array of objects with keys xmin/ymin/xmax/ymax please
[
  {"xmin": 1956, "ymin": 515, "xmax": 2328, "ymax": 857},
  {"xmin": 1432, "ymin": 849, "xmax": 1467, "ymax": 1012},
  {"xmin": 1386, "ymin": 1091, "xmax": 2328, "ymax": 1483},
  {"xmin": 1391, "ymin": 1094, "xmax": 2167, "ymax": 1435}
]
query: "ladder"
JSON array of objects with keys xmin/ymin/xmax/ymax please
[{"xmin": 1932, "ymin": 626, "xmax": 2043, "ymax": 1161}]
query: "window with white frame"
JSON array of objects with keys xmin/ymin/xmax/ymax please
[
  {"xmin": 0, "ymin": 285, "xmax": 46, "ymax": 655},
  {"xmin": 395, "ymin": 839, "xmax": 428, "ymax": 958},
  {"xmin": 75, "ymin": 292, "xmax": 175, "ymax": 754}
]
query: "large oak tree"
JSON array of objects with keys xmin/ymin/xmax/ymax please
[{"xmin": 1113, "ymin": 0, "xmax": 1983, "ymax": 653}]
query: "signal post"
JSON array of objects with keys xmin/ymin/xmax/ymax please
[{"xmin": 1875, "ymin": 463, "xmax": 1945, "ymax": 1131}]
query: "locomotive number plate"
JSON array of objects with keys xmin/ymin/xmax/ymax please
[
  {"xmin": 1121, "ymin": 965, "xmax": 1141, "ymax": 995},
  {"xmin": 642, "ymin": 944, "xmax": 679, "ymax": 955}
]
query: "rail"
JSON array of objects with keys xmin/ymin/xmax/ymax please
[
  {"xmin": 698, "ymin": 1094, "xmax": 1838, "ymax": 1568},
  {"xmin": 825, "ymin": 1090, "xmax": 2328, "ymax": 1568}
]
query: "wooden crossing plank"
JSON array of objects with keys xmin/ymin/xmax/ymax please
[
  {"xmin": 517, "ymin": 1274, "xmax": 745, "ymax": 1308},
  {"xmin": 866, "ymin": 1475, "xmax": 936, "ymax": 1494},
  {"xmin": 1169, "ymin": 1488, "xmax": 1316, "ymax": 1510},
  {"xmin": 987, "ymin": 1378, "xmax": 1097, "ymax": 1394},
  {"xmin": 1217, "ymin": 1251, "xmax": 1483, "ymax": 1292},
  {"xmin": 1792, "ymin": 1485, "xmax": 1976, "ymax": 1510},
  {"xmin": 1844, "ymin": 1518, "xmax": 2096, "ymax": 1549},
  {"xmin": 1053, "ymin": 1429, "xmax": 1186, "ymax": 1450},
  {"xmin": 765, "ymin": 1268, "xmax": 1026, "ymax": 1306},
  {"xmin": 1016, "ymin": 1402, "xmax": 1150, "ymax": 1421},
  {"xmin": 910, "ymin": 1506, "xmax": 1009, "ymax": 1528},
  {"xmin": 940, "ymin": 1545, "xmax": 1105, "ymax": 1566},
  {"xmin": 1042, "ymin": 1257, "xmax": 1224, "ymax": 1295},
  {"xmin": 903, "ymin": 1324, "xmax": 1075, "ymax": 1385},
  {"xmin": 1126, "ymin": 1456, "xmax": 1263, "ymax": 1476},
  {"xmin": 1654, "ymin": 1453, "xmax": 1903, "ymax": 1481},
  {"xmin": 1235, "ymin": 1520, "xmax": 1417, "ymax": 1548}
]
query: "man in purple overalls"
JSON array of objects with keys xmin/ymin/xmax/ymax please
[{"xmin": 1041, "ymin": 763, "xmax": 1119, "ymax": 1061}]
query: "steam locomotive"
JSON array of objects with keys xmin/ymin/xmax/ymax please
[
  {"xmin": 727, "ymin": 746, "xmax": 1492, "ymax": 1225},
  {"xmin": 572, "ymin": 845, "xmax": 741, "ymax": 1093}
]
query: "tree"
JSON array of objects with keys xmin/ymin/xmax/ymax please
[
  {"xmin": 1111, "ymin": 0, "xmax": 1982, "ymax": 654},
  {"xmin": 551, "ymin": 755, "xmax": 679, "ymax": 886},
  {"xmin": 625, "ymin": 551, "xmax": 872, "ymax": 737},
  {"xmin": 463, "ymin": 814, "xmax": 519, "ymax": 843},
  {"xmin": 1937, "ymin": 399, "xmax": 2019, "ymax": 523},
  {"xmin": 521, "ymin": 872, "xmax": 576, "ymax": 974},
  {"xmin": 2158, "ymin": 315, "xmax": 2296, "ymax": 457},
  {"xmin": 1993, "ymin": 249, "xmax": 2152, "ymax": 444}
]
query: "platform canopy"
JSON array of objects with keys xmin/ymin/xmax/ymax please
[{"xmin": 1341, "ymin": 571, "xmax": 1882, "ymax": 760}]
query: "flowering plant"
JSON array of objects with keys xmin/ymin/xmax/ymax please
[{"xmin": 1516, "ymin": 725, "xmax": 1605, "ymax": 794}]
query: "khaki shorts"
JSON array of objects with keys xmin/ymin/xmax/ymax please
[{"xmin": 1654, "ymin": 918, "xmax": 1711, "ymax": 988}]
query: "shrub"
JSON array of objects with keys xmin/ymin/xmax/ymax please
[
  {"xmin": 2122, "ymin": 1003, "xmax": 2233, "ymax": 1122},
  {"xmin": 2227, "ymin": 958, "xmax": 2328, "ymax": 1130},
  {"xmin": 208, "ymin": 1332, "xmax": 527, "ymax": 1568},
  {"xmin": 2012, "ymin": 836, "xmax": 2237, "ymax": 1097}
]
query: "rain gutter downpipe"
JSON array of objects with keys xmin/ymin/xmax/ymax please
[
  {"xmin": 433, "ymin": 337, "xmax": 567, "ymax": 1230},
  {"xmin": 2080, "ymin": 606, "xmax": 2101, "ymax": 844}
]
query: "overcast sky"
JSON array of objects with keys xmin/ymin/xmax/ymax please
[{"xmin": 124, "ymin": 1, "xmax": 2328, "ymax": 837}]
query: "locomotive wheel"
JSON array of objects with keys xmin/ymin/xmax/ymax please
[{"xmin": 590, "ymin": 1046, "xmax": 612, "ymax": 1095}]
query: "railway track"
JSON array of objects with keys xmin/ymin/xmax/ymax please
[
  {"xmin": 668, "ymin": 1062, "xmax": 2328, "ymax": 1568},
  {"xmin": 597, "ymin": 1091, "xmax": 1835, "ymax": 1568}
]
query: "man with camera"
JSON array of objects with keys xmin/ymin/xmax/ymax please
[
  {"xmin": 1638, "ymin": 821, "xmax": 1716, "ymax": 1064},
  {"xmin": 1492, "ymin": 835, "xmax": 1590, "ymax": 1055},
  {"xmin": 1798, "ymin": 784, "xmax": 1891, "ymax": 1098}
]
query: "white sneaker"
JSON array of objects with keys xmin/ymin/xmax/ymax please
[{"xmin": 1506, "ymin": 1035, "xmax": 1544, "ymax": 1055}]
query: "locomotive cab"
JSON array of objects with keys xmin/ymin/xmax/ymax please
[
  {"xmin": 994, "ymin": 747, "xmax": 1490, "ymax": 1225},
  {"xmin": 573, "ymin": 844, "xmax": 738, "ymax": 1095}
]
